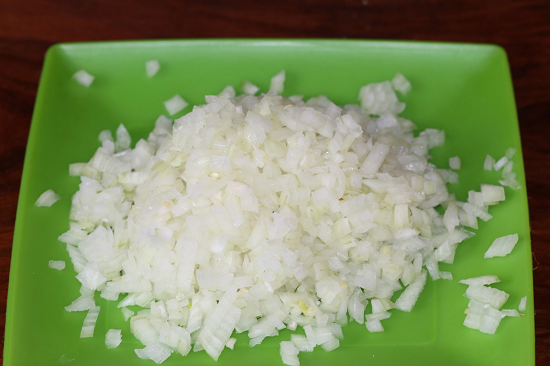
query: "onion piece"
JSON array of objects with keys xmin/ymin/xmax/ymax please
[
  {"xmin": 121, "ymin": 307, "xmax": 135, "ymax": 321},
  {"xmin": 391, "ymin": 73, "xmax": 411, "ymax": 94},
  {"xmin": 291, "ymin": 334, "xmax": 314, "ymax": 352},
  {"xmin": 135, "ymin": 343, "xmax": 172, "ymax": 364},
  {"xmin": 395, "ymin": 270, "xmax": 427, "ymax": 312},
  {"xmin": 493, "ymin": 156, "xmax": 509, "ymax": 171},
  {"xmin": 242, "ymin": 81, "xmax": 260, "ymax": 95},
  {"xmin": 269, "ymin": 70, "xmax": 286, "ymax": 94},
  {"xmin": 225, "ymin": 338, "xmax": 237, "ymax": 350},
  {"xmin": 73, "ymin": 70, "xmax": 94, "ymax": 87},
  {"xmin": 484, "ymin": 234, "xmax": 519, "ymax": 258},
  {"xmin": 505, "ymin": 147, "xmax": 516, "ymax": 159},
  {"xmin": 483, "ymin": 155, "xmax": 495, "ymax": 170},
  {"xmin": 518, "ymin": 296, "xmax": 527, "ymax": 312},
  {"xmin": 106, "ymin": 329, "xmax": 122, "ymax": 348},
  {"xmin": 35, "ymin": 189, "xmax": 60, "ymax": 207},
  {"xmin": 480, "ymin": 184, "xmax": 506, "ymax": 204},
  {"xmin": 164, "ymin": 94, "xmax": 188, "ymax": 115},
  {"xmin": 449, "ymin": 157, "xmax": 461, "ymax": 170},
  {"xmin": 459, "ymin": 275, "xmax": 500, "ymax": 286},
  {"xmin": 49, "ymin": 260, "xmax": 65, "ymax": 270},
  {"xmin": 465, "ymin": 285, "xmax": 509, "ymax": 310},
  {"xmin": 146, "ymin": 60, "xmax": 160, "ymax": 77},
  {"xmin": 280, "ymin": 341, "xmax": 300, "ymax": 366},
  {"xmin": 80, "ymin": 306, "xmax": 101, "ymax": 338},
  {"xmin": 501, "ymin": 309, "xmax": 520, "ymax": 317},
  {"xmin": 65, "ymin": 295, "xmax": 96, "ymax": 312}
]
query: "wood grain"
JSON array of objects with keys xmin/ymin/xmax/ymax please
[{"xmin": 0, "ymin": 0, "xmax": 548, "ymax": 364}]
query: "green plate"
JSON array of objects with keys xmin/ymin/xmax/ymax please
[{"xmin": 5, "ymin": 40, "xmax": 534, "ymax": 366}]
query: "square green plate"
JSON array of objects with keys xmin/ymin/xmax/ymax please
[{"xmin": 5, "ymin": 39, "xmax": 534, "ymax": 366}]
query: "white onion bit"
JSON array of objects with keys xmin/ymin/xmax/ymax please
[
  {"xmin": 49, "ymin": 260, "xmax": 66, "ymax": 270},
  {"xmin": 35, "ymin": 189, "xmax": 60, "ymax": 207},
  {"xmin": 518, "ymin": 296, "xmax": 527, "ymax": 312},
  {"xmin": 459, "ymin": 275, "xmax": 500, "ymax": 286},
  {"xmin": 484, "ymin": 234, "xmax": 519, "ymax": 259},
  {"xmin": 449, "ymin": 157, "xmax": 461, "ymax": 170},
  {"xmin": 80, "ymin": 306, "xmax": 101, "ymax": 338},
  {"xmin": 106, "ymin": 329, "xmax": 122, "ymax": 348},
  {"xmin": 483, "ymin": 155, "xmax": 495, "ymax": 171},
  {"xmin": 146, "ymin": 60, "xmax": 160, "ymax": 77},
  {"xmin": 73, "ymin": 70, "xmax": 94, "ymax": 87},
  {"xmin": 242, "ymin": 81, "xmax": 260, "ymax": 95},
  {"xmin": 164, "ymin": 94, "xmax": 188, "ymax": 115}
]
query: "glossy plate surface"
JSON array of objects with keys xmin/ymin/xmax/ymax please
[{"xmin": 5, "ymin": 40, "xmax": 534, "ymax": 366}]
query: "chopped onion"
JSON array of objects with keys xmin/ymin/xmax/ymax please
[
  {"xmin": 465, "ymin": 285, "xmax": 509, "ymax": 310},
  {"xmin": 493, "ymin": 156, "xmax": 509, "ymax": 171},
  {"xmin": 479, "ymin": 306, "xmax": 505, "ymax": 334},
  {"xmin": 135, "ymin": 343, "xmax": 172, "ymax": 364},
  {"xmin": 115, "ymin": 124, "xmax": 131, "ymax": 152},
  {"xmin": 280, "ymin": 341, "xmax": 300, "ymax": 366},
  {"xmin": 480, "ymin": 184, "xmax": 505, "ymax": 204},
  {"xmin": 219, "ymin": 86, "xmax": 236, "ymax": 98},
  {"xmin": 65, "ymin": 295, "xmax": 95, "ymax": 312},
  {"xmin": 518, "ymin": 296, "xmax": 527, "ymax": 312},
  {"xmin": 321, "ymin": 337, "xmax": 340, "ymax": 352},
  {"xmin": 501, "ymin": 309, "xmax": 520, "ymax": 317},
  {"xmin": 365, "ymin": 311, "xmax": 391, "ymax": 332},
  {"xmin": 391, "ymin": 73, "xmax": 411, "ymax": 94},
  {"xmin": 225, "ymin": 338, "xmax": 237, "ymax": 350},
  {"xmin": 164, "ymin": 94, "xmax": 188, "ymax": 115},
  {"xmin": 269, "ymin": 70, "xmax": 286, "ymax": 94},
  {"xmin": 61, "ymin": 71, "xmax": 514, "ymax": 363},
  {"xmin": 459, "ymin": 275, "xmax": 500, "ymax": 286},
  {"xmin": 359, "ymin": 80, "xmax": 405, "ymax": 114},
  {"xmin": 106, "ymin": 329, "xmax": 122, "ymax": 348},
  {"xmin": 242, "ymin": 81, "xmax": 260, "ymax": 95},
  {"xmin": 449, "ymin": 156, "xmax": 461, "ymax": 170},
  {"xmin": 121, "ymin": 307, "xmax": 135, "ymax": 321},
  {"xmin": 35, "ymin": 189, "xmax": 60, "ymax": 207},
  {"xmin": 463, "ymin": 299, "xmax": 485, "ymax": 330},
  {"xmin": 395, "ymin": 271, "xmax": 427, "ymax": 312},
  {"xmin": 49, "ymin": 260, "xmax": 65, "ymax": 270},
  {"xmin": 291, "ymin": 334, "xmax": 314, "ymax": 352},
  {"xmin": 80, "ymin": 306, "xmax": 100, "ymax": 338},
  {"xmin": 483, "ymin": 155, "xmax": 495, "ymax": 170},
  {"xmin": 503, "ymin": 161, "xmax": 514, "ymax": 174},
  {"xmin": 146, "ymin": 60, "xmax": 160, "ymax": 77},
  {"xmin": 484, "ymin": 234, "xmax": 519, "ymax": 258},
  {"xmin": 197, "ymin": 287, "xmax": 241, "ymax": 360},
  {"xmin": 463, "ymin": 291, "xmax": 514, "ymax": 334},
  {"xmin": 505, "ymin": 147, "xmax": 516, "ymax": 159},
  {"xmin": 499, "ymin": 174, "xmax": 522, "ymax": 190},
  {"xmin": 499, "ymin": 158, "xmax": 522, "ymax": 190},
  {"xmin": 73, "ymin": 70, "xmax": 94, "ymax": 87}
]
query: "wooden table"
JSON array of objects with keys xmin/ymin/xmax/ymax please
[{"xmin": 0, "ymin": 0, "xmax": 548, "ymax": 364}]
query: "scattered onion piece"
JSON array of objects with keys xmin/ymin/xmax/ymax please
[
  {"xmin": 146, "ymin": 60, "xmax": 160, "ymax": 77},
  {"xmin": 73, "ymin": 70, "xmax": 94, "ymax": 87},
  {"xmin": 80, "ymin": 306, "xmax": 101, "ymax": 338},
  {"xmin": 106, "ymin": 329, "xmax": 122, "ymax": 348},
  {"xmin": 484, "ymin": 234, "xmax": 519, "ymax": 259},
  {"xmin": 164, "ymin": 94, "xmax": 188, "ymax": 115},
  {"xmin": 518, "ymin": 296, "xmax": 527, "ymax": 312},
  {"xmin": 35, "ymin": 189, "xmax": 60, "ymax": 207},
  {"xmin": 49, "ymin": 260, "xmax": 65, "ymax": 270}
]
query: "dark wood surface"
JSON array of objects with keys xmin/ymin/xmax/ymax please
[{"xmin": 0, "ymin": 0, "xmax": 548, "ymax": 364}]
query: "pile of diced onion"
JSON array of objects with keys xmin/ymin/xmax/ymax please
[{"xmin": 59, "ymin": 72, "xmax": 513, "ymax": 365}]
